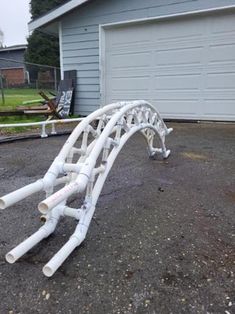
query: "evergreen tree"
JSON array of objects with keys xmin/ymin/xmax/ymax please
[{"xmin": 25, "ymin": 0, "xmax": 68, "ymax": 67}]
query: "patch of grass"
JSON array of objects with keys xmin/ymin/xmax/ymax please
[
  {"xmin": 0, "ymin": 88, "xmax": 78, "ymax": 135},
  {"xmin": 0, "ymin": 88, "xmax": 54, "ymax": 109},
  {"xmin": 0, "ymin": 88, "xmax": 55, "ymax": 133},
  {"xmin": 0, "ymin": 115, "xmax": 45, "ymax": 134}
]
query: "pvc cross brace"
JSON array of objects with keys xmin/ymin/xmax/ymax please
[{"xmin": 0, "ymin": 100, "xmax": 173, "ymax": 277}]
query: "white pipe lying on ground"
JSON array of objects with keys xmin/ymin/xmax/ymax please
[
  {"xmin": 6, "ymin": 206, "xmax": 63, "ymax": 263},
  {"xmin": 6, "ymin": 226, "xmax": 52, "ymax": 264},
  {"xmin": 1, "ymin": 100, "xmax": 173, "ymax": 277},
  {"xmin": 0, "ymin": 117, "xmax": 83, "ymax": 128},
  {"xmin": 0, "ymin": 117, "xmax": 84, "ymax": 138},
  {"xmin": 0, "ymin": 180, "xmax": 44, "ymax": 209},
  {"xmin": 43, "ymin": 234, "xmax": 84, "ymax": 277}
]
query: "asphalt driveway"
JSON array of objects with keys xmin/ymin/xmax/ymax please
[{"xmin": 0, "ymin": 122, "xmax": 234, "ymax": 314}]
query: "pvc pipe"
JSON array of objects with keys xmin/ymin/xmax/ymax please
[
  {"xmin": 0, "ymin": 180, "xmax": 44, "ymax": 209},
  {"xmin": 43, "ymin": 206, "xmax": 93, "ymax": 277},
  {"xmin": 39, "ymin": 102, "xmax": 144, "ymax": 192},
  {"xmin": 72, "ymin": 102, "xmax": 156, "ymax": 168},
  {"xmin": 43, "ymin": 235, "xmax": 83, "ymax": 277},
  {"xmin": 0, "ymin": 117, "xmax": 83, "ymax": 128},
  {"xmin": 167, "ymin": 127, "xmax": 173, "ymax": 134},
  {"xmin": 39, "ymin": 159, "xmax": 95, "ymax": 213},
  {"xmin": 5, "ymin": 205, "xmax": 65, "ymax": 264},
  {"xmin": 57, "ymin": 101, "xmax": 128, "ymax": 160},
  {"xmin": 54, "ymin": 176, "xmax": 70, "ymax": 186},
  {"xmin": 5, "ymin": 217, "xmax": 58, "ymax": 264},
  {"xmin": 63, "ymin": 206, "xmax": 82, "ymax": 220},
  {"xmin": 38, "ymin": 181, "xmax": 80, "ymax": 214},
  {"xmin": 63, "ymin": 163, "xmax": 81, "ymax": 173},
  {"xmin": 41, "ymin": 124, "xmax": 48, "ymax": 138},
  {"xmin": 51, "ymin": 123, "xmax": 57, "ymax": 135},
  {"xmin": 6, "ymin": 227, "xmax": 49, "ymax": 264}
]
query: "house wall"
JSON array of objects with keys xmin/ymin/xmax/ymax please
[{"xmin": 61, "ymin": 0, "xmax": 235, "ymax": 115}]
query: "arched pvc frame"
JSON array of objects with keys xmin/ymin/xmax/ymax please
[{"xmin": 0, "ymin": 100, "xmax": 173, "ymax": 277}]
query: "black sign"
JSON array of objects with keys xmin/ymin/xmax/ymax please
[{"xmin": 57, "ymin": 88, "xmax": 74, "ymax": 118}]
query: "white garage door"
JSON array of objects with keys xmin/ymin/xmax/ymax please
[{"xmin": 102, "ymin": 11, "xmax": 235, "ymax": 120}]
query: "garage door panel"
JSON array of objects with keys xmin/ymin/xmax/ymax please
[
  {"xmin": 204, "ymin": 90, "xmax": 235, "ymax": 99},
  {"xmin": 206, "ymin": 64, "xmax": 235, "ymax": 73},
  {"xmin": 203, "ymin": 100, "xmax": 235, "ymax": 117},
  {"xmin": 107, "ymin": 76, "xmax": 150, "ymax": 91},
  {"xmin": 154, "ymin": 100, "xmax": 200, "ymax": 116},
  {"xmin": 151, "ymin": 91, "xmax": 200, "ymax": 101},
  {"xmin": 106, "ymin": 26, "xmax": 151, "ymax": 45},
  {"xmin": 107, "ymin": 52, "xmax": 151, "ymax": 69},
  {"xmin": 154, "ymin": 74, "xmax": 201, "ymax": 90},
  {"xmin": 111, "ymin": 62, "xmax": 235, "ymax": 75},
  {"xmin": 108, "ymin": 92, "xmax": 149, "ymax": 97},
  {"xmin": 205, "ymin": 73, "xmax": 235, "ymax": 89},
  {"xmin": 152, "ymin": 18, "xmax": 205, "ymax": 40},
  {"xmin": 106, "ymin": 92, "xmax": 150, "ymax": 102},
  {"xmin": 156, "ymin": 47, "xmax": 203, "ymax": 66},
  {"xmin": 209, "ymin": 43, "xmax": 235, "ymax": 63}
]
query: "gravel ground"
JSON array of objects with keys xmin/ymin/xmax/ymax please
[{"xmin": 0, "ymin": 122, "xmax": 234, "ymax": 314}]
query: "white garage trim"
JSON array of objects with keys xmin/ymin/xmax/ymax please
[{"xmin": 99, "ymin": 5, "xmax": 235, "ymax": 120}]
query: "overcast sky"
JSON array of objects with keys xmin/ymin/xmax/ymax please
[{"xmin": 0, "ymin": 0, "xmax": 31, "ymax": 47}]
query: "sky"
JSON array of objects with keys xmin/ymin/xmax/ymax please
[{"xmin": 0, "ymin": 0, "xmax": 31, "ymax": 47}]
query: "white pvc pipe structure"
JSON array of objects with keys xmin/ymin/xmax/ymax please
[
  {"xmin": 0, "ymin": 100, "xmax": 173, "ymax": 277},
  {"xmin": 0, "ymin": 117, "xmax": 84, "ymax": 138}
]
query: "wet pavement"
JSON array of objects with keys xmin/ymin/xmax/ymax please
[{"xmin": 0, "ymin": 122, "xmax": 234, "ymax": 314}]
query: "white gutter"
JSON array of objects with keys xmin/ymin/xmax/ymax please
[{"xmin": 28, "ymin": 0, "xmax": 89, "ymax": 32}]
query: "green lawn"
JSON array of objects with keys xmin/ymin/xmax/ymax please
[
  {"xmin": 0, "ymin": 88, "xmax": 55, "ymax": 130},
  {"xmin": 0, "ymin": 88, "xmax": 78, "ymax": 134},
  {"xmin": 0, "ymin": 88, "xmax": 54, "ymax": 109}
]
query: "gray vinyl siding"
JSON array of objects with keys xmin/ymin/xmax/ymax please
[{"xmin": 61, "ymin": 0, "xmax": 235, "ymax": 115}]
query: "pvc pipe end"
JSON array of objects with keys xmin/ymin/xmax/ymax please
[
  {"xmin": 38, "ymin": 202, "xmax": 49, "ymax": 214},
  {"xmin": 167, "ymin": 128, "xmax": 173, "ymax": 134},
  {"xmin": 6, "ymin": 253, "xmax": 16, "ymax": 264},
  {"xmin": 43, "ymin": 265, "xmax": 54, "ymax": 277},
  {"xmin": 0, "ymin": 199, "xmax": 6, "ymax": 209},
  {"xmin": 163, "ymin": 150, "xmax": 171, "ymax": 159}
]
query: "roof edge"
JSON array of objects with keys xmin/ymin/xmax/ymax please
[
  {"xmin": 0, "ymin": 45, "xmax": 27, "ymax": 52},
  {"xmin": 28, "ymin": 0, "xmax": 89, "ymax": 31}
]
